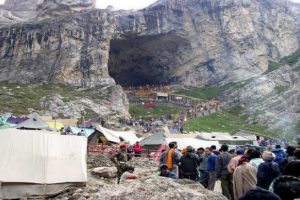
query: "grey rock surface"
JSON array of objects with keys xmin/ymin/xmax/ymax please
[
  {"xmin": 110, "ymin": 0, "xmax": 300, "ymax": 86},
  {"xmin": 0, "ymin": 9, "xmax": 115, "ymax": 88}
]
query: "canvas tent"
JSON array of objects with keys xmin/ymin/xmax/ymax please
[
  {"xmin": 165, "ymin": 137, "xmax": 219, "ymax": 150},
  {"xmin": 140, "ymin": 132, "xmax": 220, "ymax": 152},
  {"xmin": 17, "ymin": 113, "xmax": 51, "ymax": 130},
  {"xmin": 65, "ymin": 125, "xmax": 95, "ymax": 137},
  {"xmin": 0, "ymin": 129, "xmax": 87, "ymax": 199},
  {"xmin": 47, "ymin": 122, "xmax": 64, "ymax": 130},
  {"xmin": 196, "ymin": 132, "xmax": 257, "ymax": 146},
  {"xmin": 95, "ymin": 126, "xmax": 140, "ymax": 145},
  {"xmin": 140, "ymin": 132, "xmax": 167, "ymax": 151}
]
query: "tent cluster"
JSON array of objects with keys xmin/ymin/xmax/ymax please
[
  {"xmin": 0, "ymin": 113, "xmax": 141, "ymax": 146},
  {"xmin": 140, "ymin": 131, "xmax": 259, "ymax": 153},
  {"xmin": 0, "ymin": 112, "xmax": 142, "ymax": 199}
]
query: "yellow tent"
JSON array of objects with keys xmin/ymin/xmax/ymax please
[{"xmin": 47, "ymin": 122, "xmax": 64, "ymax": 130}]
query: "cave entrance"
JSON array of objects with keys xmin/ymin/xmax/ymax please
[{"xmin": 108, "ymin": 33, "xmax": 187, "ymax": 87}]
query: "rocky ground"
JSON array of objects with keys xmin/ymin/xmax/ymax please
[{"xmin": 49, "ymin": 156, "xmax": 224, "ymax": 200}]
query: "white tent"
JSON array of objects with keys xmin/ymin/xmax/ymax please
[
  {"xmin": 96, "ymin": 126, "xmax": 140, "ymax": 145},
  {"xmin": 16, "ymin": 112, "xmax": 51, "ymax": 130},
  {"xmin": 0, "ymin": 129, "xmax": 87, "ymax": 184},
  {"xmin": 166, "ymin": 138, "xmax": 220, "ymax": 149}
]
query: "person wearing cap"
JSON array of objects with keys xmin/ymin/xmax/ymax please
[
  {"xmin": 111, "ymin": 144, "xmax": 132, "ymax": 184},
  {"xmin": 233, "ymin": 155, "xmax": 257, "ymax": 199},
  {"xmin": 257, "ymin": 151, "xmax": 280, "ymax": 190},
  {"xmin": 179, "ymin": 146, "xmax": 200, "ymax": 181},
  {"xmin": 228, "ymin": 147, "xmax": 245, "ymax": 173},
  {"xmin": 158, "ymin": 164, "xmax": 177, "ymax": 179}
]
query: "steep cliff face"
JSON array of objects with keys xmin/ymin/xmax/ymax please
[
  {"xmin": 110, "ymin": 0, "xmax": 300, "ymax": 86},
  {"xmin": 0, "ymin": 9, "xmax": 115, "ymax": 87}
]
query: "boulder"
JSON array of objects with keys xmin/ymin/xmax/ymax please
[{"xmin": 91, "ymin": 167, "xmax": 117, "ymax": 178}]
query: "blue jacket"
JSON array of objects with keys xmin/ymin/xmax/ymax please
[
  {"xmin": 272, "ymin": 148, "xmax": 286, "ymax": 164},
  {"xmin": 207, "ymin": 153, "xmax": 217, "ymax": 172},
  {"xmin": 257, "ymin": 161, "xmax": 280, "ymax": 190}
]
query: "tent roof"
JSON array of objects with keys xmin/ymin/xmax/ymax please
[
  {"xmin": 96, "ymin": 126, "xmax": 140, "ymax": 145},
  {"xmin": 196, "ymin": 132, "xmax": 251, "ymax": 141},
  {"xmin": 0, "ymin": 129, "xmax": 87, "ymax": 184},
  {"xmin": 17, "ymin": 113, "xmax": 50, "ymax": 130},
  {"xmin": 47, "ymin": 122, "xmax": 64, "ymax": 130},
  {"xmin": 140, "ymin": 132, "xmax": 166, "ymax": 146},
  {"xmin": 166, "ymin": 138, "xmax": 220, "ymax": 149},
  {"xmin": 66, "ymin": 126, "xmax": 95, "ymax": 137}
]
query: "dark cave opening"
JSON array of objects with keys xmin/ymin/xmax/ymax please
[{"xmin": 108, "ymin": 33, "xmax": 188, "ymax": 87}]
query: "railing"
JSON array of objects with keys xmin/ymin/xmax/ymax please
[{"xmin": 87, "ymin": 144, "xmax": 165, "ymax": 162}]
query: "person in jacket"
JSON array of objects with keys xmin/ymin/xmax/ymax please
[
  {"xmin": 233, "ymin": 156, "xmax": 257, "ymax": 199},
  {"xmin": 133, "ymin": 141, "xmax": 143, "ymax": 157},
  {"xmin": 158, "ymin": 164, "xmax": 177, "ymax": 179},
  {"xmin": 111, "ymin": 144, "xmax": 132, "ymax": 184},
  {"xmin": 198, "ymin": 148, "xmax": 209, "ymax": 188},
  {"xmin": 257, "ymin": 151, "xmax": 280, "ymax": 190},
  {"xmin": 179, "ymin": 146, "xmax": 199, "ymax": 181},
  {"xmin": 216, "ymin": 144, "xmax": 234, "ymax": 200},
  {"xmin": 228, "ymin": 147, "xmax": 244, "ymax": 173},
  {"xmin": 272, "ymin": 145, "xmax": 286, "ymax": 164},
  {"xmin": 249, "ymin": 150, "xmax": 264, "ymax": 169},
  {"xmin": 160, "ymin": 142, "xmax": 182, "ymax": 178},
  {"xmin": 205, "ymin": 147, "xmax": 217, "ymax": 191}
]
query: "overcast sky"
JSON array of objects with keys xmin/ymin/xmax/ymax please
[{"xmin": 0, "ymin": 0, "xmax": 300, "ymax": 9}]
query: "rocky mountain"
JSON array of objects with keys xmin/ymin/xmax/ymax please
[
  {"xmin": 110, "ymin": 0, "xmax": 300, "ymax": 86},
  {"xmin": 0, "ymin": 0, "xmax": 300, "ymax": 131}
]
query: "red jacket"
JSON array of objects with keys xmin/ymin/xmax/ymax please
[{"xmin": 133, "ymin": 144, "xmax": 142, "ymax": 153}]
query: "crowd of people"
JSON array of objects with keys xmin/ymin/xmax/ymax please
[
  {"xmin": 109, "ymin": 140, "xmax": 300, "ymax": 200},
  {"xmin": 157, "ymin": 142, "xmax": 300, "ymax": 200}
]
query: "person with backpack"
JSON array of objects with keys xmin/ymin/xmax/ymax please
[
  {"xmin": 272, "ymin": 145, "xmax": 286, "ymax": 164},
  {"xmin": 257, "ymin": 151, "xmax": 280, "ymax": 190}
]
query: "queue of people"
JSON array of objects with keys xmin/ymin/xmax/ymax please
[{"xmin": 157, "ymin": 142, "xmax": 300, "ymax": 200}]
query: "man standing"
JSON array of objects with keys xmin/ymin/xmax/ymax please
[
  {"xmin": 111, "ymin": 144, "xmax": 132, "ymax": 184},
  {"xmin": 216, "ymin": 144, "xmax": 234, "ymax": 200},
  {"xmin": 160, "ymin": 142, "xmax": 182, "ymax": 178},
  {"xmin": 257, "ymin": 151, "xmax": 280, "ymax": 190},
  {"xmin": 206, "ymin": 147, "xmax": 217, "ymax": 191},
  {"xmin": 233, "ymin": 156, "xmax": 257, "ymax": 199},
  {"xmin": 179, "ymin": 146, "xmax": 199, "ymax": 181},
  {"xmin": 133, "ymin": 141, "xmax": 143, "ymax": 157},
  {"xmin": 199, "ymin": 148, "xmax": 209, "ymax": 188},
  {"xmin": 228, "ymin": 147, "xmax": 244, "ymax": 173}
]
